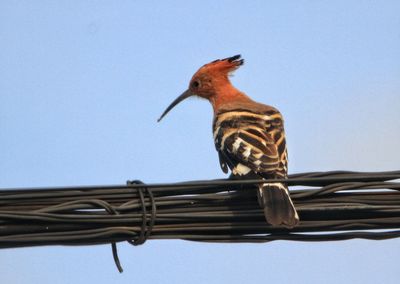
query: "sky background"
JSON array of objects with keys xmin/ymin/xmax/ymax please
[{"xmin": 1, "ymin": 1, "xmax": 400, "ymax": 283}]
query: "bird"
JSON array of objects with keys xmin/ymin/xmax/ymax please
[{"xmin": 157, "ymin": 55, "xmax": 299, "ymax": 228}]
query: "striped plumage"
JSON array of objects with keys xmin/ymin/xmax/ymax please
[
  {"xmin": 213, "ymin": 107, "xmax": 287, "ymax": 177},
  {"xmin": 158, "ymin": 55, "xmax": 299, "ymax": 228},
  {"xmin": 213, "ymin": 105, "xmax": 299, "ymax": 227}
]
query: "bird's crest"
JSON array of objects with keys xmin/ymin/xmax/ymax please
[{"xmin": 199, "ymin": 54, "xmax": 244, "ymax": 76}]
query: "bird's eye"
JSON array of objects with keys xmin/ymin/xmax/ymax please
[{"xmin": 192, "ymin": 80, "xmax": 200, "ymax": 88}]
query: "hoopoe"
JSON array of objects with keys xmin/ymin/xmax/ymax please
[{"xmin": 158, "ymin": 55, "xmax": 299, "ymax": 228}]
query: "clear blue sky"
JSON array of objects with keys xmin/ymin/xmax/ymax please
[{"xmin": 1, "ymin": 1, "xmax": 400, "ymax": 283}]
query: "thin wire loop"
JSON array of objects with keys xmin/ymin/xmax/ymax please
[{"xmin": 126, "ymin": 180, "xmax": 157, "ymax": 246}]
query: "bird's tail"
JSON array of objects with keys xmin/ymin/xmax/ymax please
[{"xmin": 257, "ymin": 182, "xmax": 299, "ymax": 228}]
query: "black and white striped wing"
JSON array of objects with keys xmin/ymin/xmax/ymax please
[{"xmin": 213, "ymin": 110, "xmax": 286, "ymax": 178}]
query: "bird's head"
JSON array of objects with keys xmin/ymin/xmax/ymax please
[{"xmin": 157, "ymin": 55, "xmax": 244, "ymax": 122}]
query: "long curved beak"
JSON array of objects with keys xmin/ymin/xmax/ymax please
[{"xmin": 157, "ymin": 90, "xmax": 194, "ymax": 122}]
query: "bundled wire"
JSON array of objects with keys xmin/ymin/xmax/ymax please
[{"xmin": 0, "ymin": 170, "xmax": 399, "ymax": 272}]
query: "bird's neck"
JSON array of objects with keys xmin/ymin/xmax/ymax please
[{"xmin": 209, "ymin": 83, "xmax": 252, "ymax": 113}]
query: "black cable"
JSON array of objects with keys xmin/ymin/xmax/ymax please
[{"xmin": 0, "ymin": 170, "xmax": 399, "ymax": 272}]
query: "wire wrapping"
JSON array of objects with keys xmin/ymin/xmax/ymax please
[
  {"xmin": 0, "ymin": 170, "xmax": 399, "ymax": 271},
  {"xmin": 126, "ymin": 180, "xmax": 157, "ymax": 246}
]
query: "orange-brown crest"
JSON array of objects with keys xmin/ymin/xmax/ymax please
[{"xmin": 196, "ymin": 54, "xmax": 244, "ymax": 77}]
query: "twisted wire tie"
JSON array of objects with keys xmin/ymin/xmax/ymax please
[{"xmin": 109, "ymin": 180, "xmax": 156, "ymax": 272}]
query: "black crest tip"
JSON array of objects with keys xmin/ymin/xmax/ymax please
[
  {"xmin": 211, "ymin": 54, "xmax": 244, "ymax": 65},
  {"xmin": 226, "ymin": 54, "xmax": 241, "ymax": 62}
]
